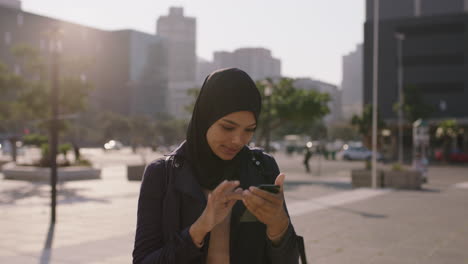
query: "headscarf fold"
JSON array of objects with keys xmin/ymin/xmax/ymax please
[{"xmin": 186, "ymin": 68, "xmax": 262, "ymax": 190}]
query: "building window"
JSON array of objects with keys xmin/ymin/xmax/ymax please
[
  {"xmin": 17, "ymin": 14, "xmax": 24, "ymax": 26},
  {"xmin": 5, "ymin": 32, "xmax": 12, "ymax": 45},
  {"xmin": 397, "ymin": 23, "xmax": 465, "ymax": 36},
  {"xmin": 403, "ymin": 53, "xmax": 465, "ymax": 67}
]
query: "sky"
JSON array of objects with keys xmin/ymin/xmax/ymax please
[{"xmin": 21, "ymin": 0, "xmax": 365, "ymax": 86}]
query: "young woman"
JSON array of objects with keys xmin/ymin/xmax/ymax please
[{"xmin": 133, "ymin": 68, "xmax": 300, "ymax": 264}]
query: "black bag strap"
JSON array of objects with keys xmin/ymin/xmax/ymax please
[{"xmin": 297, "ymin": 236, "xmax": 307, "ymax": 264}]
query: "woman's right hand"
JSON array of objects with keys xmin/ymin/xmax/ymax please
[{"xmin": 189, "ymin": 180, "xmax": 243, "ymax": 246}]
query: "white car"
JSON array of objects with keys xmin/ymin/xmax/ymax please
[
  {"xmin": 340, "ymin": 146, "xmax": 382, "ymax": 161},
  {"xmin": 103, "ymin": 140, "xmax": 123, "ymax": 151}
]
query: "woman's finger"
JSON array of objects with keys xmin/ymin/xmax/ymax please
[
  {"xmin": 213, "ymin": 180, "xmax": 240, "ymax": 195},
  {"xmin": 248, "ymin": 187, "xmax": 282, "ymax": 206},
  {"xmin": 242, "ymin": 189, "xmax": 272, "ymax": 207}
]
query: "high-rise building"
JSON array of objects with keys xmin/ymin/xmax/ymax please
[
  {"xmin": 196, "ymin": 57, "xmax": 217, "ymax": 85},
  {"xmin": 364, "ymin": 0, "xmax": 468, "ymax": 122},
  {"xmin": 341, "ymin": 44, "xmax": 363, "ymax": 120},
  {"xmin": 0, "ymin": 0, "xmax": 21, "ymax": 10},
  {"xmin": 211, "ymin": 47, "xmax": 281, "ymax": 81},
  {"xmin": 294, "ymin": 78, "xmax": 342, "ymax": 124},
  {"xmin": 156, "ymin": 7, "xmax": 197, "ymax": 119},
  {"xmin": 366, "ymin": 0, "xmax": 467, "ymax": 20},
  {"xmin": 0, "ymin": 5, "xmax": 168, "ymax": 117}
]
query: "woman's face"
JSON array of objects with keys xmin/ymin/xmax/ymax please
[{"xmin": 206, "ymin": 111, "xmax": 256, "ymax": 160}]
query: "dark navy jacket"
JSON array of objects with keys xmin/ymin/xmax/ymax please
[{"xmin": 133, "ymin": 142, "xmax": 300, "ymax": 264}]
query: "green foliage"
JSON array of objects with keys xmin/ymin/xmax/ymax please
[
  {"xmin": 185, "ymin": 87, "xmax": 200, "ymax": 114},
  {"xmin": 0, "ymin": 63, "xmax": 25, "ymax": 132},
  {"xmin": 351, "ymin": 104, "xmax": 386, "ymax": 147},
  {"xmin": 98, "ymin": 111, "xmax": 131, "ymax": 142},
  {"xmin": 401, "ymin": 86, "xmax": 434, "ymax": 122},
  {"xmin": 23, "ymin": 134, "xmax": 48, "ymax": 147},
  {"xmin": 185, "ymin": 78, "xmax": 330, "ymax": 143},
  {"xmin": 74, "ymin": 158, "xmax": 92, "ymax": 167},
  {"xmin": 391, "ymin": 163, "xmax": 404, "ymax": 171},
  {"xmin": 58, "ymin": 143, "xmax": 72, "ymax": 157},
  {"xmin": 256, "ymin": 78, "xmax": 330, "ymax": 142},
  {"xmin": 436, "ymin": 119, "xmax": 459, "ymax": 139},
  {"xmin": 39, "ymin": 143, "xmax": 50, "ymax": 167},
  {"xmin": 154, "ymin": 116, "xmax": 188, "ymax": 146}
]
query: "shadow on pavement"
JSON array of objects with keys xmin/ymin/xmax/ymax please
[
  {"xmin": 284, "ymin": 180, "xmax": 352, "ymax": 192},
  {"xmin": 311, "ymin": 200, "xmax": 388, "ymax": 219},
  {"xmin": 0, "ymin": 183, "xmax": 110, "ymax": 205},
  {"xmin": 40, "ymin": 222, "xmax": 55, "ymax": 264}
]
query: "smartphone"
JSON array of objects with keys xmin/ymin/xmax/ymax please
[{"xmin": 257, "ymin": 184, "xmax": 280, "ymax": 194}]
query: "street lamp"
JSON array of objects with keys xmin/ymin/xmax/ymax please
[
  {"xmin": 371, "ymin": 0, "xmax": 380, "ymax": 189},
  {"xmin": 395, "ymin": 32, "xmax": 405, "ymax": 164},
  {"xmin": 48, "ymin": 27, "xmax": 62, "ymax": 224},
  {"xmin": 262, "ymin": 80, "xmax": 273, "ymax": 153}
]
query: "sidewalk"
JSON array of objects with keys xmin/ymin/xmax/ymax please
[{"xmin": 1, "ymin": 151, "xmax": 467, "ymax": 263}]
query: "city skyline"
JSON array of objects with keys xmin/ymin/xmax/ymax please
[{"xmin": 20, "ymin": 0, "xmax": 365, "ymax": 85}]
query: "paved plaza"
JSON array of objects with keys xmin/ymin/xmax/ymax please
[{"xmin": 1, "ymin": 148, "xmax": 467, "ymax": 263}]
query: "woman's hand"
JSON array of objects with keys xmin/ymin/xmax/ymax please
[
  {"xmin": 242, "ymin": 174, "xmax": 289, "ymax": 242},
  {"xmin": 189, "ymin": 180, "xmax": 243, "ymax": 247}
]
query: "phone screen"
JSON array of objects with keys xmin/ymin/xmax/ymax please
[{"xmin": 258, "ymin": 184, "xmax": 280, "ymax": 194}]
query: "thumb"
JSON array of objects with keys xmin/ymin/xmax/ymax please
[{"xmin": 275, "ymin": 173, "xmax": 286, "ymax": 191}]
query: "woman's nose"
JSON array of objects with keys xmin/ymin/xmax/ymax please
[{"xmin": 231, "ymin": 133, "xmax": 243, "ymax": 145}]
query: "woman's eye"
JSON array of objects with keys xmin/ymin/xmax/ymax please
[
  {"xmin": 221, "ymin": 125, "xmax": 235, "ymax": 131},
  {"xmin": 246, "ymin": 128, "xmax": 256, "ymax": 132}
]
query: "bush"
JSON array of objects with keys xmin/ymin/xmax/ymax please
[
  {"xmin": 23, "ymin": 134, "xmax": 48, "ymax": 147},
  {"xmin": 391, "ymin": 163, "xmax": 404, "ymax": 171},
  {"xmin": 74, "ymin": 158, "xmax": 92, "ymax": 167}
]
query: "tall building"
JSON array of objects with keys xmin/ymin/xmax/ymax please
[
  {"xmin": 364, "ymin": 0, "xmax": 468, "ymax": 122},
  {"xmin": 0, "ymin": 4, "xmax": 168, "ymax": 117},
  {"xmin": 196, "ymin": 57, "xmax": 217, "ymax": 85},
  {"xmin": 293, "ymin": 78, "xmax": 342, "ymax": 124},
  {"xmin": 157, "ymin": 7, "xmax": 197, "ymax": 119},
  {"xmin": 211, "ymin": 47, "xmax": 281, "ymax": 81},
  {"xmin": 366, "ymin": 0, "xmax": 468, "ymax": 20},
  {"xmin": 0, "ymin": 0, "xmax": 20, "ymax": 10},
  {"xmin": 341, "ymin": 44, "xmax": 363, "ymax": 120}
]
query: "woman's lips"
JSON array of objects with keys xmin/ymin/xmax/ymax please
[{"xmin": 221, "ymin": 145, "xmax": 239, "ymax": 155}]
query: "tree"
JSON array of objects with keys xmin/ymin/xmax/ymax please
[
  {"xmin": 0, "ymin": 63, "xmax": 26, "ymax": 161},
  {"xmin": 436, "ymin": 119, "xmax": 459, "ymax": 161},
  {"xmin": 255, "ymin": 78, "xmax": 330, "ymax": 145},
  {"xmin": 185, "ymin": 87, "xmax": 200, "ymax": 115},
  {"xmin": 0, "ymin": 43, "xmax": 93, "ymax": 163},
  {"xmin": 351, "ymin": 104, "xmax": 386, "ymax": 148},
  {"xmin": 393, "ymin": 85, "xmax": 434, "ymax": 123}
]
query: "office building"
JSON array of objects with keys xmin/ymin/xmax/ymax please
[{"xmin": 341, "ymin": 44, "xmax": 363, "ymax": 120}]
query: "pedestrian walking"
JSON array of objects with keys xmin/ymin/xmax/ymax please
[{"xmin": 303, "ymin": 146, "xmax": 312, "ymax": 173}]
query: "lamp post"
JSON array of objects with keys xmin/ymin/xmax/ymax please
[
  {"xmin": 371, "ymin": 0, "xmax": 380, "ymax": 189},
  {"xmin": 262, "ymin": 80, "xmax": 273, "ymax": 153},
  {"xmin": 395, "ymin": 32, "xmax": 405, "ymax": 164},
  {"xmin": 49, "ymin": 27, "xmax": 62, "ymax": 223}
]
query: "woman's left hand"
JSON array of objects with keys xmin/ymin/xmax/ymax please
[{"xmin": 242, "ymin": 173, "xmax": 289, "ymax": 240}]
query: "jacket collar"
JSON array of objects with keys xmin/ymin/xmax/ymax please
[
  {"xmin": 165, "ymin": 141, "xmax": 206, "ymax": 204},
  {"xmin": 164, "ymin": 141, "xmax": 265, "ymax": 204}
]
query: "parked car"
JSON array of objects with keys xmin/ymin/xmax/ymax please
[
  {"xmin": 339, "ymin": 145, "xmax": 382, "ymax": 161},
  {"xmin": 103, "ymin": 140, "xmax": 123, "ymax": 151},
  {"xmin": 449, "ymin": 151, "xmax": 468, "ymax": 163}
]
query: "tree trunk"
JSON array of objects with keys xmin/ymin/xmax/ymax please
[
  {"xmin": 72, "ymin": 141, "xmax": 81, "ymax": 161},
  {"xmin": 8, "ymin": 137, "xmax": 17, "ymax": 163}
]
